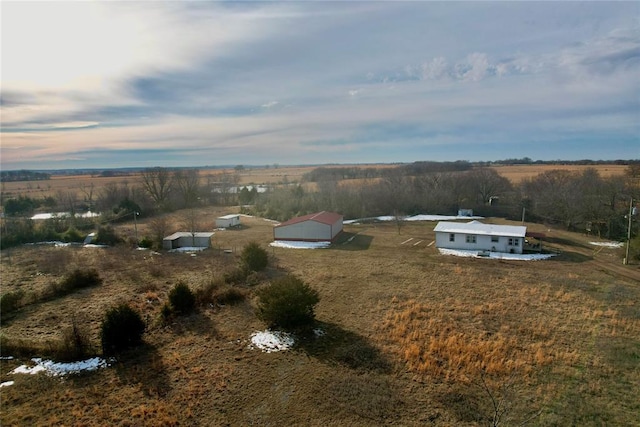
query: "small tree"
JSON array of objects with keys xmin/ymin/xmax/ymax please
[
  {"xmin": 256, "ymin": 275, "xmax": 320, "ymax": 329},
  {"xmin": 168, "ymin": 281, "xmax": 196, "ymax": 315},
  {"xmin": 101, "ymin": 304, "xmax": 145, "ymax": 355},
  {"xmin": 241, "ymin": 242, "xmax": 268, "ymax": 272}
]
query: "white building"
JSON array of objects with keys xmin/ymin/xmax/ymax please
[
  {"xmin": 163, "ymin": 232, "xmax": 214, "ymax": 250},
  {"xmin": 273, "ymin": 211, "xmax": 343, "ymax": 242},
  {"xmin": 216, "ymin": 214, "xmax": 241, "ymax": 228},
  {"xmin": 434, "ymin": 220, "xmax": 526, "ymax": 254}
]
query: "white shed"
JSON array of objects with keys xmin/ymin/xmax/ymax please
[
  {"xmin": 163, "ymin": 232, "xmax": 214, "ymax": 250},
  {"xmin": 434, "ymin": 220, "xmax": 526, "ymax": 254},
  {"xmin": 216, "ymin": 214, "xmax": 241, "ymax": 228},
  {"xmin": 273, "ymin": 211, "xmax": 343, "ymax": 242}
]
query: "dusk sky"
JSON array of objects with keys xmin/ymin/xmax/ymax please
[{"xmin": 1, "ymin": 1, "xmax": 639, "ymax": 170}]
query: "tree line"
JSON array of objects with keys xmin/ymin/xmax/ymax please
[{"xmin": 1, "ymin": 164, "xmax": 638, "ymax": 249}]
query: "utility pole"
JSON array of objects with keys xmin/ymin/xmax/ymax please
[
  {"xmin": 624, "ymin": 198, "xmax": 633, "ymax": 265},
  {"xmin": 521, "ymin": 206, "xmax": 526, "ymax": 225},
  {"xmin": 133, "ymin": 211, "xmax": 139, "ymax": 247}
]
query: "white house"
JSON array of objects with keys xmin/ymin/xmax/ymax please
[
  {"xmin": 163, "ymin": 232, "xmax": 214, "ymax": 250},
  {"xmin": 434, "ymin": 220, "xmax": 526, "ymax": 254},
  {"xmin": 216, "ymin": 214, "xmax": 241, "ymax": 228},
  {"xmin": 274, "ymin": 211, "xmax": 343, "ymax": 242}
]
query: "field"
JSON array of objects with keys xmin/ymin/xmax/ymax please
[
  {"xmin": 489, "ymin": 164, "xmax": 629, "ymax": 184},
  {"xmin": 1, "ymin": 208, "xmax": 639, "ymax": 426},
  {"xmin": 1, "ymin": 163, "xmax": 629, "ymax": 202}
]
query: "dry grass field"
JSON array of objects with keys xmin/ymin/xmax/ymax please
[
  {"xmin": 489, "ymin": 164, "xmax": 629, "ymax": 184},
  {"xmin": 1, "ymin": 163, "xmax": 629, "ymax": 204},
  {"xmin": 1, "ymin": 208, "xmax": 639, "ymax": 426}
]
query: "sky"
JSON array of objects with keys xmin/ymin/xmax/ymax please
[{"xmin": 1, "ymin": 1, "xmax": 639, "ymax": 170}]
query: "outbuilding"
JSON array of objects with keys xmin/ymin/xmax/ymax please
[
  {"xmin": 273, "ymin": 211, "xmax": 343, "ymax": 242},
  {"xmin": 216, "ymin": 214, "xmax": 241, "ymax": 228},
  {"xmin": 163, "ymin": 232, "xmax": 214, "ymax": 250},
  {"xmin": 434, "ymin": 220, "xmax": 526, "ymax": 254}
]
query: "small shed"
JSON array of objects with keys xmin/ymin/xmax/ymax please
[
  {"xmin": 457, "ymin": 209, "xmax": 474, "ymax": 217},
  {"xmin": 434, "ymin": 220, "xmax": 526, "ymax": 254},
  {"xmin": 274, "ymin": 211, "xmax": 343, "ymax": 242},
  {"xmin": 163, "ymin": 232, "xmax": 214, "ymax": 250},
  {"xmin": 216, "ymin": 214, "xmax": 241, "ymax": 229}
]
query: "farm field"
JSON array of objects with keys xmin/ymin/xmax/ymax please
[
  {"xmin": 489, "ymin": 164, "xmax": 629, "ymax": 184},
  {"xmin": 1, "ymin": 163, "xmax": 630, "ymax": 202},
  {"xmin": 1, "ymin": 209, "xmax": 639, "ymax": 426}
]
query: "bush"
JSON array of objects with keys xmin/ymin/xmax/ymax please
[
  {"xmin": 58, "ymin": 316, "xmax": 93, "ymax": 361},
  {"xmin": 51, "ymin": 268, "xmax": 102, "ymax": 297},
  {"xmin": 61, "ymin": 227, "xmax": 84, "ymax": 243},
  {"xmin": 101, "ymin": 304, "xmax": 145, "ymax": 355},
  {"xmin": 95, "ymin": 225, "xmax": 121, "ymax": 246},
  {"xmin": 168, "ymin": 281, "xmax": 196, "ymax": 315},
  {"xmin": 214, "ymin": 286, "xmax": 247, "ymax": 306},
  {"xmin": 0, "ymin": 290, "xmax": 25, "ymax": 319},
  {"xmin": 223, "ymin": 265, "xmax": 249, "ymax": 285},
  {"xmin": 139, "ymin": 236, "xmax": 154, "ymax": 249},
  {"xmin": 256, "ymin": 275, "xmax": 320, "ymax": 329},
  {"xmin": 241, "ymin": 242, "xmax": 268, "ymax": 272}
]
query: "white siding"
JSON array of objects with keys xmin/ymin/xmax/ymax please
[
  {"xmin": 274, "ymin": 220, "xmax": 332, "ymax": 241},
  {"xmin": 435, "ymin": 231, "xmax": 523, "ymax": 254},
  {"xmin": 216, "ymin": 215, "xmax": 240, "ymax": 228}
]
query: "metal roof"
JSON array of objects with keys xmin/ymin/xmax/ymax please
[
  {"xmin": 434, "ymin": 220, "xmax": 526, "ymax": 237},
  {"xmin": 218, "ymin": 214, "xmax": 240, "ymax": 219},
  {"xmin": 275, "ymin": 211, "xmax": 343, "ymax": 228},
  {"xmin": 164, "ymin": 232, "xmax": 215, "ymax": 240}
]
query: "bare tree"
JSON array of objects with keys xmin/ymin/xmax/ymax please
[
  {"xmin": 174, "ymin": 169, "xmax": 200, "ymax": 208},
  {"xmin": 148, "ymin": 215, "xmax": 170, "ymax": 249},
  {"xmin": 140, "ymin": 167, "xmax": 174, "ymax": 211},
  {"xmin": 78, "ymin": 182, "xmax": 96, "ymax": 212},
  {"xmin": 181, "ymin": 209, "xmax": 204, "ymax": 247}
]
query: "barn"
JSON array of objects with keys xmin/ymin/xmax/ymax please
[
  {"xmin": 434, "ymin": 220, "xmax": 526, "ymax": 254},
  {"xmin": 216, "ymin": 214, "xmax": 241, "ymax": 228},
  {"xmin": 273, "ymin": 211, "xmax": 343, "ymax": 242},
  {"xmin": 162, "ymin": 232, "xmax": 214, "ymax": 250}
]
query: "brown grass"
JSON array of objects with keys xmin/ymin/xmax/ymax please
[
  {"xmin": 490, "ymin": 164, "xmax": 628, "ymax": 184},
  {"xmin": 1, "ymin": 215, "xmax": 639, "ymax": 426}
]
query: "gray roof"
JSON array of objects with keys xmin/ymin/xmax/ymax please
[
  {"xmin": 218, "ymin": 214, "xmax": 240, "ymax": 220},
  {"xmin": 434, "ymin": 220, "xmax": 526, "ymax": 238}
]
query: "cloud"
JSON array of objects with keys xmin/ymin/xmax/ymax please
[{"xmin": 1, "ymin": 2, "xmax": 638, "ymax": 168}]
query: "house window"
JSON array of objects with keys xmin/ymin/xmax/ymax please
[
  {"xmin": 514, "ymin": 238, "xmax": 519, "ymax": 246},
  {"xmin": 449, "ymin": 233, "xmax": 455, "ymax": 242},
  {"xmin": 491, "ymin": 236, "xmax": 499, "ymax": 243},
  {"xmin": 466, "ymin": 235, "xmax": 477, "ymax": 244}
]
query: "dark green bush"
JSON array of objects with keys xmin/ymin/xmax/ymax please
[
  {"xmin": 168, "ymin": 281, "xmax": 196, "ymax": 315},
  {"xmin": 256, "ymin": 275, "xmax": 320, "ymax": 329},
  {"xmin": 61, "ymin": 227, "xmax": 84, "ymax": 243},
  {"xmin": 139, "ymin": 236, "xmax": 154, "ymax": 249},
  {"xmin": 241, "ymin": 242, "xmax": 268, "ymax": 272},
  {"xmin": 101, "ymin": 304, "xmax": 145, "ymax": 355},
  {"xmin": 95, "ymin": 225, "xmax": 121, "ymax": 246}
]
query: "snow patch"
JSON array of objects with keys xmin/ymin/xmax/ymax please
[
  {"xmin": 0, "ymin": 381, "xmax": 15, "ymax": 388},
  {"xmin": 589, "ymin": 241, "xmax": 623, "ymax": 248},
  {"xmin": 438, "ymin": 248, "xmax": 555, "ymax": 261},
  {"xmin": 249, "ymin": 330, "xmax": 295, "ymax": 353},
  {"xmin": 344, "ymin": 214, "xmax": 484, "ymax": 224},
  {"xmin": 10, "ymin": 357, "xmax": 112, "ymax": 377},
  {"xmin": 270, "ymin": 240, "xmax": 331, "ymax": 249},
  {"xmin": 168, "ymin": 246, "xmax": 208, "ymax": 253}
]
